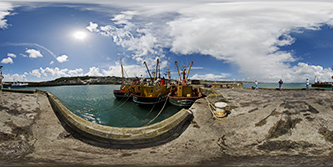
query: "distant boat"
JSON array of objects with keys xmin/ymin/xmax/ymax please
[
  {"xmin": 312, "ymin": 76, "xmax": 333, "ymax": 88},
  {"xmin": 312, "ymin": 82, "xmax": 332, "ymax": 88},
  {"xmin": 3, "ymin": 81, "xmax": 28, "ymax": 88},
  {"xmin": 168, "ymin": 61, "xmax": 203, "ymax": 108}
]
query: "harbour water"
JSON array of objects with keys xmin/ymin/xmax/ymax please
[{"xmin": 20, "ymin": 85, "xmax": 179, "ymax": 127}]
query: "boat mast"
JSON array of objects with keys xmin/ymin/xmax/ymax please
[
  {"xmin": 175, "ymin": 61, "xmax": 182, "ymax": 81},
  {"xmin": 120, "ymin": 58, "xmax": 124, "ymax": 84},
  {"xmin": 155, "ymin": 59, "xmax": 159, "ymax": 80},
  {"xmin": 143, "ymin": 61, "xmax": 153, "ymax": 82},
  {"xmin": 167, "ymin": 65, "xmax": 171, "ymax": 79},
  {"xmin": 185, "ymin": 61, "xmax": 193, "ymax": 81}
]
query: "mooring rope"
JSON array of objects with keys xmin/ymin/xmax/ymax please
[
  {"xmin": 142, "ymin": 97, "xmax": 168, "ymax": 126},
  {"xmin": 205, "ymin": 96, "xmax": 218, "ymax": 119},
  {"xmin": 101, "ymin": 95, "xmax": 131, "ymax": 112},
  {"xmin": 119, "ymin": 101, "xmax": 157, "ymax": 127},
  {"xmin": 212, "ymin": 88, "xmax": 223, "ymax": 96}
]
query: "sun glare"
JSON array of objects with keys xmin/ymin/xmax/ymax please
[{"xmin": 73, "ymin": 31, "xmax": 87, "ymax": 40}]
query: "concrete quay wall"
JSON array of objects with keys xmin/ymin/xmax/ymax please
[{"xmin": 46, "ymin": 91, "xmax": 193, "ymax": 146}]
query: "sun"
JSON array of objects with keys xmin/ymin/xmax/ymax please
[{"xmin": 73, "ymin": 31, "xmax": 87, "ymax": 40}]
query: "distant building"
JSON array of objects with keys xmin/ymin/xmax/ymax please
[{"xmin": 191, "ymin": 80, "xmax": 200, "ymax": 85}]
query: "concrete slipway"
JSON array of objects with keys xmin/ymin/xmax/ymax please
[{"xmin": 1, "ymin": 88, "xmax": 333, "ymax": 166}]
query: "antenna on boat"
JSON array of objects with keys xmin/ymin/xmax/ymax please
[
  {"xmin": 155, "ymin": 59, "xmax": 159, "ymax": 79},
  {"xmin": 167, "ymin": 65, "xmax": 171, "ymax": 79},
  {"xmin": 185, "ymin": 61, "xmax": 193, "ymax": 81},
  {"xmin": 143, "ymin": 61, "xmax": 153, "ymax": 82},
  {"xmin": 120, "ymin": 58, "xmax": 124, "ymax": 84},
  {"xmin": 175, "ymin": 61, "xmax": 182, "ymax": 81}
]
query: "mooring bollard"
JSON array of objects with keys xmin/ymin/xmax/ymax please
[{"xmin": 214, "ymin": 102, "xmax": 228, "ymax": 118}]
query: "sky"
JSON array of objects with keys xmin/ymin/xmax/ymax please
[{"xmin": 1, "ymin": 0, "xmax": 333, "ymax": 83}]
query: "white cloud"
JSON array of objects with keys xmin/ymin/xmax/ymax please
[
  {"xmin": 86, "ymin": 22, "xmax": 99, "ymax": 32},
  {"xmin": 191, "ymin": 73, "xmax": 232, "ymax": 81},
  {"xmin": 28, "ymin": 67, "xmax": 85, "ymax": 79},
  {"xmin": 7, "ymin": 53, "xmax": 16, "ymax": 58},
  {"xmin": 86, "ymin": 11, "xmax": 165, "ymax": 66},
  {"xmin": 112, "ymin": 11, "xmax": 136, "ymax": 24},
  {"xmin": 26, "ymin": 49, "xmax": 43, "ymax": 58},
  {"xmin": 20, "ymin": 53, "xmax": 28, "ymax": 57},
  {"xmin": 2, "ymin": 73, "xmax": 27, "ymax": 82},
  {"xmin": 6, "ymin": 1, "xmax": 333, "ymax": 82},
  {"xmin": 40, "ymin": 67, "xmax": 68, "ymax": 77},
  {"xmin": 166, "ymin": 2, "xmax": 333, "ymax": 82},
  {"xmin": 85, "ymin": 1, "xmax": 333, "ymax": 82},
  {"xmin": 191, "ymin": 66, "xmax": 204, "ymax": 70},
  {"xmin": 50, "ymin": 61, "xmax": 54, "ymax": 65},
  {"xmin": 287, "ymin": 63, "xmax": 333, "ymax": 82},
  {"xmin": 56, "ymin": 55, "xmax": 68, "ymax": 63},
  {"xmin": 102, "ymin": 62, "xmax": 146, "ymax": 77},
  {"xmin": 7, "ymin": 43, "xmax": 58, "ymax": 59},
  {"xmin": 68, "ymin": 68, "xmax": 83, "ymax": 76},
  {"xmin": 1, "ymin": 57, "xmax": 13, "ymax": 64},
  {"xmin": 85, "ymin": 67, "xmax": 103, "ymax": 76},
  {"xmin": 30, "ymin": 69, "xmax": 41, "ymax": 78},
  {"xmin": 0, "ymin": 2, "xmax": 13, "ymax": 29}
]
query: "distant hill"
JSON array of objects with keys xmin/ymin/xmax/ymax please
[
  {"xmin": 23, "ymin": 76, "xmax": 243, "ymax": 87},
  {"xmin": 27, "ymin": 76, "xmax": 138, "ymax": 87}
]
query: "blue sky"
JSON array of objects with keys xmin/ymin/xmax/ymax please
[{"xmin": 1, "ymin": 1, "xmax": 333, "ymax": 83}]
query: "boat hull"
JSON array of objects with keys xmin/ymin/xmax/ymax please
[
  {"xmin": 311, "ymin": 83, "xmax": 332, "ymax": 88},
  {"xmin": 132, "ymin": 94, "xmax": 168, "ymax": 105},
  {"xmin": 3, "ymin": 84, "xmax": 28, "ymax": 88},
  {"xmin": 168, "ymin": 95, "xmax": 202, "ymax": 108},
  {"xmin": 113, "ymin": 90, "xmax": 132, "ymax": 100}
]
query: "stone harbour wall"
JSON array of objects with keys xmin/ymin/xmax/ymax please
[{"xmin": 46, "ymin": 91, "xmax": 193, "ymax": 146}]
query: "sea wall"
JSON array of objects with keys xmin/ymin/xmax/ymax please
[
  {"xmin": 1, "ymin": 89, "xmax": 36, "ymax": 94},
  {"xmin": 46, "ymin": 91, "xmax": 193, "ymax": 146}
]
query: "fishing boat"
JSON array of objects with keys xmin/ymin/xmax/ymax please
[
  {"xmin": 132, "ymin": 84, "xmax": 170, "ymax": 105},
  {"xmin": 3, "ymin": 81, "xmax": 28, "ymax": 88},
  {"xmin": 168, "ymin": 61, "xmax": 203, "ymax": 108},
  {"xmin": 113, "ymin": 83, "xmax": 141, "ymax": 100},
  {"xmin": 312, "ymin": 82, "xmax": 332, "ymax": 88},
  {"xmin": 113, "ymin": 59, "xmax": 140, "ymax": 100},
  {"xmin": 311, "ymin": 76, "xmax": 333, "ymax": 88},
  {"xmin": 132, "ymin": 59, "xmax": 171, "ymax": 105}
]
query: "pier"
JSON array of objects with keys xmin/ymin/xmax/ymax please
[{"xmin": 1, "ymin": 88, "xmax": 333, "ymax": 166}]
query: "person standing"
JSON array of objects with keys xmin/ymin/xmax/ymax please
[
  {"xmin": 255, "ymin": 80, "xmax": 258, "ymax": 90},
  {"xmin": 278, "ymin": 79, "xmax": 283, "ymax": 90},
  {"xmin": 306, "ymin": 78, "xmax": 309, "ymax": 90}
]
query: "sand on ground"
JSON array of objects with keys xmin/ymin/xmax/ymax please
[{"xmin": 0, "ymin": 89, "xmax": 333, "ymax": 166}]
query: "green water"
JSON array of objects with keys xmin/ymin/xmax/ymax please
[{"xmin": 20, "ymin": 85, "xmax": 179, "ymax": 127}]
